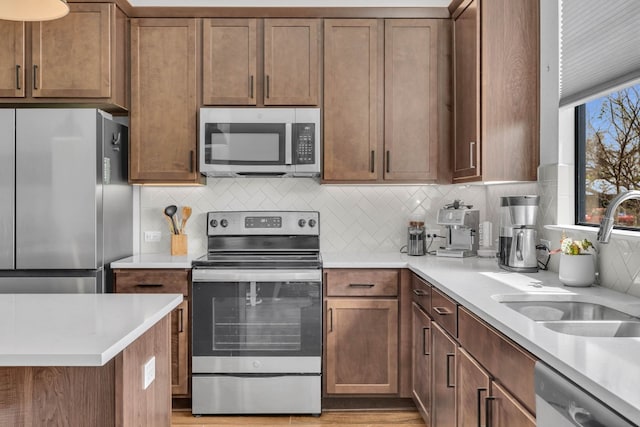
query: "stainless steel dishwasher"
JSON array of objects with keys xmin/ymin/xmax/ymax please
[{"xmin": 535, "ymin": 362, "xmax": 636, "ymax": 427}]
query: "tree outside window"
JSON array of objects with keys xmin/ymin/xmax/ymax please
[{"xmin": 578, "ymin": 83, "xmax": 640, "ymax": 228}]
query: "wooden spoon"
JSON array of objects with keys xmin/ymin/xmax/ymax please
[{"xmin": 180, "ymin": 206, "xmax": 192, "ymax": 234}]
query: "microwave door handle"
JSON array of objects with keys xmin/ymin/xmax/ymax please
[{"xmin": 285, "ymin": 123, "xmax": 292, "ymax": 165}]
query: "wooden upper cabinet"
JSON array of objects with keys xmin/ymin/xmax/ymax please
[
  {"xmin": 32, "ymin": 3, "xmax": 112, "ymax": 98},
  {"xmin": 0, "ymin": 4, "xmax": 127, "ymax": 109},
  {"xmin": 202, "ymin": 18, "xmax": 320, "ymax": 106},
  {"xmin": 453, "ymin": 0, "xmax": 539, "ymax": 182},
  {"xmin": 130, "ymin": 18, "xmax": 201, "ymax": 184},
  {"xmin": 323, "ymin": 19, "xmax": 380, "ymax": 182},
  {"xmin": 453, "ymin": 0, "xmax": 480, "ymax": 180},
  {"xmin": 203, "ymin": 18, "xmax": 257, "ymax": 105},
  {"xmin": 0, "ymin": 21, "xmax": 25, "ymax": 98},
  {"xmin": 324, "ymin": 19, "xmax": 450, "ymax": 183},
  {"xmin": 384, "ymin": 19, "xmax": 442, "ymax": 181},
  {"xmin": 264, "ymin": 19, "xmax": 320, "ymax": 105}
]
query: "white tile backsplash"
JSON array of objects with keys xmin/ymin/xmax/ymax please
[
  {"xmin": 139, "ymin": 178, "xmax": 487, "ymax": 255},
  {"xmin": 138, "ymin": 169, "xmax": 640, "ymax": 297}
]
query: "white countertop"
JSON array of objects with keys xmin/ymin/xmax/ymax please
[
  {"xmin": 111, "ymin": 253, "xmax": 202, "ymax": 269},
  {"xmin": 324, "ymin": 252, "xmax": 640, "ymax": 423},
  {"xmin": 0, "ymin": 293, "xmax": 182, "ymax": 367}
]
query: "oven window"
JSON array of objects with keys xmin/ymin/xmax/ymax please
[
  {"xmin": 193, "ymin": 281, "xmax": 321, "ymax": 357},
  {"xmin": 204, "ymin": 123, "xmax": 286, "ymax": 165}
]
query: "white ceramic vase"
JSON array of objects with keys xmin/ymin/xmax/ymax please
[{"xmin": 558, "ymin": 253, "xmax": 595, "ymax": 287}]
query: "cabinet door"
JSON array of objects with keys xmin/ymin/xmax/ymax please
[
  {"xmin": 384, "ymin": 19, "xmax": 440, "ymax": 181},
  {"xmin": 432, "ymin": 322, "xmax": 456, "ymax": 427},
  {"xmin": 0, "ymin": 21, "xmax": 25, "ymax": 98},
  {"xmin": 488, "ymin": 382, "xmax": 535, "ymax": 427},
  {"xmin": 457, "ymin": 348, "xmax": 490, "ymax": 427},
  {"xmin": 264, "ymin": 19, "xmax": 320, "ymax": 106},
  {"xmin": 453, "ymin": 0, "xmax": 481, "ymax": 181},
  {"xmin": 130, "ymin": 18, "xmax": 200, "ymax": 183},
  {"xmin": 412, "ymin": 302, "xmax": 431, "ymax": 425},
  {"xmin": 32, "ymin": 3, "xmax": 112, "ymax": 98},
  {"xmin": 203, "ymin": 18, "xmax": 257, "ymax": 105},
  {"xmin": 325, "ymin": 298, "xmax": 398, "ymax": 394},
  {"xmin": 171, "ymin": 300, "xmax": 189, "ymax": 395},
  {"xmin": 324, "ymin": 19, "xmax": 381, "ymax": 181}
]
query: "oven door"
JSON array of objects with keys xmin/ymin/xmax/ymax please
[{"xmin": 192, "ymin": 269, "xmax": 322, "ymax": 374}]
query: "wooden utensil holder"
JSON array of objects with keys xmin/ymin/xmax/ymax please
[{"xmin": 171, "ymin": 234, "xmax": 188, "ymax": 256}]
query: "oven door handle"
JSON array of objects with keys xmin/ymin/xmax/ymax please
[{"xmin": 192, "ymin": 269, "xmax": 322, "ymax": 283}]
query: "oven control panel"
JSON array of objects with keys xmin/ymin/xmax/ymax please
[{"xmin": 207, "ymin": 211, "xmax": 319, "ymax": 236}]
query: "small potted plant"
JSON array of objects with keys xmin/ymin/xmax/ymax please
[{"xmin": 553, "ymin": 234, "xmax": 596, "ymax": 287}]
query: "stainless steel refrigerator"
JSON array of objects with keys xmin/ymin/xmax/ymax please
[{"xmin": 0, "ymin": 109, "xmax": 133, "ymax": 293}]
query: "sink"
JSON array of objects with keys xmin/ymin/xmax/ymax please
[
  {"xmin": 538, "ymin": 321, "xmax": 640, "ymax": 337},
  {"xmin": 501, "ymin": 301, "xmax": 636, "ymax": 321}
]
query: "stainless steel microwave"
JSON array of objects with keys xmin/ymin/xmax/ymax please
[{"xmin": 199, "ymin": 108, "xmax": 321, "ymax": 177}]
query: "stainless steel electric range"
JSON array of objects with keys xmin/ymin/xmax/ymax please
[{"xmin": 191, "ymin": 211, "xmax": 322, "ymax": 416}]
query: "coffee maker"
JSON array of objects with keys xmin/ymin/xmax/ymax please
[
  {"xmin": 435, "ymin": 201, "xmax": 479, "ymax": 258},
  {"xmin": 406, "ymin": 213, "xmax": 426, "ymax": 256},
  {"xmin": 498, "ymin": 195, "xmax": 539, "ymax": 272}
]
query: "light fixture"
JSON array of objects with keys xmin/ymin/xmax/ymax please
[{"xmin": 0, "ymin": 0, "xmax": 69, "ymax": 22}]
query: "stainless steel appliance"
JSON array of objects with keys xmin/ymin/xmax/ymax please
[
  {"xmin": 191, "ymin": 211, "xmax": 322, "ymax": 415},
  {"xmin": 199, "ymin": 108, "xmax": 321, "ymax": 177},
  {"xmin": 0, "ymin": 109, "xmax": 132, "ymax": 293},
  {"xmin": 498, "ymin": 195, "xmax": 539, "ymax": 272},
  {"xmin": 535, "ymin": 362, "xmax": 635, "ymax": 427},
  {"xmin": 435, "ymin": 202, "xmax": 479, "ymax": 258}
]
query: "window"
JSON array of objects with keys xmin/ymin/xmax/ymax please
[{"xmin": 576, "ymin": 83, "xmax": 640, "ymax": 229}]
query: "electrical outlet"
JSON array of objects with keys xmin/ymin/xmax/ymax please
[
  {"xmin": 143, "ymin": 356, "xmax": 155, "ymax": 390},
  {"xmin": 425, "ymin": 229, "xmax": 441, "ymax": 239},
  {"xmin": 539, "ymin": 239, "xmax": 552, "ymax": 250},
  {"xmin": 144, "ymin": 231, "xmax": 162, "ymax": 242}
]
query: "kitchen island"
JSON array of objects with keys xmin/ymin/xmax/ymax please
[{"xmin": 0, "ymin": 293, "xmax": 182, "ymax": 426}]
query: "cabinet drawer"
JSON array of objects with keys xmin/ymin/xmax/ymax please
[
  {"xmin": 325, "ymin": 269, "xmax": 398, "ymax": 297},
  {"xmin": 114, "ymin": 269, "xmax": 189, "ymax": 296},
  {"xmin": 411, "ymin": 274, "xmax": 431, "ymax": 312},
  {"xmin": 431, "ymin": 287, "xmax": 457, "ymax": 337},
  {"xmin": 458, "ymin": 307, "xmax": 537, "ymax": 415}
]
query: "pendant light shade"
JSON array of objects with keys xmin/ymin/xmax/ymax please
[{"xmin": 0, "ymin": 0, "xmax": 69, "ymax": 22}]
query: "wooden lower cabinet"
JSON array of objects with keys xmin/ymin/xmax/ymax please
[
  {"xmin": 325, "ymin": 298, "xmax": 398, "ymax": 394},
  {"xmin": 489, "ymin": 381, "xmax": 536, "ymax": 427},
  {"xmin": 113, "ymin": 269, "xmax": 190, "ymax": 397},
  {"xmin": 432, "ymin": 322, "xmax": 457, "ymax": 427},
  {"xmin": 457, "ymin": 347, "xmax": 490, "ymax": 427},
  {"xmin": 412, "ymin": 302, "xmax": 432, "ymax": 425},
  {"xmin": 170, "ymin": 300, "xmax": 189, "ymax": 395}
]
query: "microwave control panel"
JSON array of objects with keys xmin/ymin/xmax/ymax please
[{"xmin": 293, "ymin": 123, "xmax": 316, "ymax": 164}]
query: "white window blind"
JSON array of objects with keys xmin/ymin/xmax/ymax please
[{"xmin": 559, "ymin": 0, "xmax": 640, "ymax": 107}]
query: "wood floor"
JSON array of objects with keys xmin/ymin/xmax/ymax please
[{"xmin": 172, "ymin": 410, "xmax": 425, "ymax": 427}]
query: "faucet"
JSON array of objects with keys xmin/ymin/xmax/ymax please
[{"xmin": 596, "ymin": 190, "xmax": 640, "ymax": 243}]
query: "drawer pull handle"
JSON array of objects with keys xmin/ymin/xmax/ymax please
[
  {"xmin": 266, "ymin": 75, "xmax": 270, "ymax": 98},
  {"xmin": 422, "ymin": 327, "xmax": 430, "ymax": 356},
  {"xmin": 136, "ymin": 283, "xmax": 164, "ymax": 287},
  {"xmin": 433, "ymin": 306, "xmax": 453, "ymax": 315},
  {"xmin": 477, "ymin": 387, "xmax": 487, "ymax": 427},
  {"xmin": 413, "ymin": 289, "xmax": 429, "ymax": 296},
  {"xmin": 178, "ymin": 308, "xmax": 184, "ymax": 333},
  {"xmin": 349, "ymin": 283, "xmax": 375, "ymax": 288},
  {"xmin": 485, "ymin": 396, "xmax": 495, "ymax": 427},
  {"xmin": 386, "ymin": 150, "xmax": 390, "ymax": 173},
  {"xmin": 446, "ymin": 353, "xmax": 455, "ymax": 388},
  {"xmin": 249, "ymin": 75, "xmax": 254, "ymax": 98}
]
